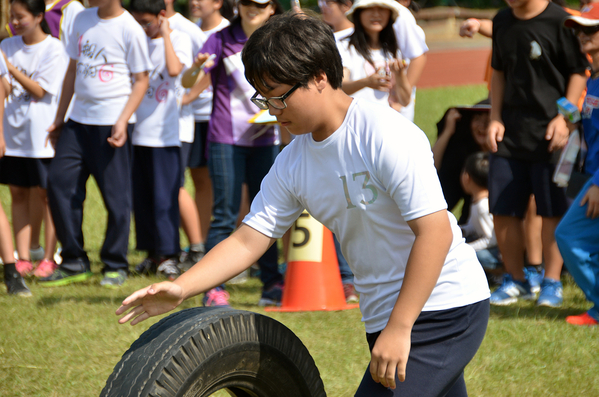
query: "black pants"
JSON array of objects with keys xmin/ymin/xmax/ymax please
[
  {"xmin": 47, "ymin": 121, "xmax": 132, "ymax": 272},
  {"xmin": 355, "ymin": 299, "xmax": 490, "ymax": 397}
]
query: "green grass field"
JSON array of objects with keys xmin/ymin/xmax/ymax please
[{"xmin": 1, "ymin": 84, "xmax": 598, "ymax": 397}]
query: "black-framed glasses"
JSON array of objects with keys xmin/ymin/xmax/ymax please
[
  {"xmin": 251, "ymin": 83, "xmax": 301, "ymax": 110},
  {"xmin": 239, "ymin": 0, "xmax": 271, "ymax": 8},
  {"xmin": 572, "ymin": 24, "xmax": 599, "ymax": 36}
]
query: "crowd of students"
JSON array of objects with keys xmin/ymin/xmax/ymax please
[{"xmin": 1, "ymin": 0, "xmax": 598, "ymax": 329}]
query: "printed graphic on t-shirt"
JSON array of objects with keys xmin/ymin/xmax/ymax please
[
  {"xmin": 8, "ymin": 67, "xmax": 33, "ymax": 102},
  {"xmin": 146, "ymin": 68, "xmax": 170, "ymax": 103},
  {"xmin": 583, "ymin": 95, "xmax": 599, "ymax": 118},
  {"xmin": 340, "ymin": 171, "xmax": 379, "ymax": 209},
  {"xmin": 529, "ymin": 41, "xmax": 542, "ymax": 60},
  {"xmin": 77, "ymin": 38, "xmax": 114, "ymax": 82}
]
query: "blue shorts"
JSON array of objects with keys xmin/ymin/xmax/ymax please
[
  {"xmin": 188, "ymin": 121, "xmax": 208, "ymax": 168},
  {"xmin": 0, "ymin": 156, "xmax": 51, "ymax": 188},
  {"xmin": 355, "ymin": 299, "xmax": 489, "ymax": 397},
  {"xmin": 488, "ymin": 155, "xmax": 568, "ymax": 218}
]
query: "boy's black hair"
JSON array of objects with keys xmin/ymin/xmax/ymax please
[
  {"xmin": 242, "ymin": 12, "xmax": 344, "ymax": 91},
  {"xmin": 10, "ymin": 0, "xmax": 51, "ymax": 35},
  {"xmin": 463, "ymin": 152, "xmax": 489, "ymax": 189},
  {"xmin": 349, "ymin": 8, "xmax": 398, "ymax": 68},
  {"xmin": 129, "ymin": 0, "xmax": 166, "ymax": 15}
]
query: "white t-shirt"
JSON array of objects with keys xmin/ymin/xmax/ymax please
[
  {"xmin": 193, "ymin": 18, "xmax": 230, "ymax": 121},
  {"xmin": 338, "ymin": 40, "xmax": 403, "ymax": 107},
  {"xmin": 1, "ymin": 36, "xmax": 68, "ymax": 158},
  {"xmin": 54, "ymin": 0, "xmax": 85, "ymax": 48},
  {"xmin": 393, "ymin": 4, "xmax": 428, "ymax": 60},
  {"xmin": 168, "ymin": 13, "xmax": 207, "ymax": 143},
  {"xmin": 334, "ymin": 27, "xmax": 353, "ymax": 42},
  {"xmin": 461, "ymin": 197, "xmax": 497, "ymax": 251},
  {"xmin": 66, "ymin": 8, "xmax": 153, "ymax": 125},
  {"xmin": 243, "ymin": 99, "xmax": 490, "ymax": 333},
  {"xmin": 133, "ymin": 30, "xmax": 192, "ymax": 148}
]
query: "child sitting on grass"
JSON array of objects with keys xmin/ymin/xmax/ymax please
[{"xmin": 460, "ymin": 152, "xmax": 503, "ymax": 285}]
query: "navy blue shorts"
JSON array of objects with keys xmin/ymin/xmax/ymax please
[
  {"xmin": 0, "ymin": 156, "xmax": 51, "ymax": 188},
  {"xmin": 188, "ymin": 121, "xmax": 208, "ymax": 168},
  {"xmin": 488, "ymin": 155, "xmax": 568, "ymax": 218},
  {"xmin": 180, "ymin": 142, "xmax": 192, "ymax": 187},
  {"xmin": 355, "ymin": 299, "xmax": 489, "ymax": 397}
]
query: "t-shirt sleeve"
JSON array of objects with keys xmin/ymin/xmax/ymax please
[
  {"xmin": 558, "ymin": 23, "xmax": 590, "ymax": 75},
  {"xmin": 392, "ymin": 11, "xmax": 428, "ymax": 60},
  {"xmin": 65, "ymin": 12, "xmax": 82, "ymax": 60},
  {"xmin": 173, "ymin": 31, "xmax": 193, "ymax": 70},
  {"xmin": 125, "ymin": 24, "xmax": 153, "ymax": 74},
  {"xmin": 34, "ymin": 41, "xmax": 69, "ymax": 97},
  {"xmin": 375, "ymin": 117, "xmax": 448, "ymax": 221},
  {"xmin": 490, "ymin": 13, "xmax": 503, "ymax": 71},
  {"xmin": 60, "ymin": 1, "xmax": 85, "ymax": 49},
  {"xmin": 0, "ymin": 51, "xmax": 8, "ymax": 76},
  {"xmin": 242, "ymin": 150, "xmax": 305, "ymax": 239}
]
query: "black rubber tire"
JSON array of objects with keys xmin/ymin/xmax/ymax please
[{"xmin": 101, "ymin": 307, "xmax": 327, "ymax": 397}]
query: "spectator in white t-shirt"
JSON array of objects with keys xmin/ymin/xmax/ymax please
[
  {"xmin": 129, "ymin": 0, "xmax": 193, "ymax": 281},
  {"xmin": 0, "ymin": 55, "xmax": 31, "ymax": 297},
  {"xmin": 163, "ymin": 0, "xmax": 210, "ymax": 270},
  {"xmin": 42, "ymin": 0, "xmax": 152, "ymax": 288},
  {"xmin": 319, "ymin": 0, "xmax": 355, "ymax": 41},
  {"xmin": 117, "ymin": 14, "xmax": 490, "ymax": 396},
  {"xmin": 338, "ymin": 0, "xmax": 412, "ymax": 111},
  {"xmin": 0, "ymin": 0, "xmax": 68, "ymax": 280}
]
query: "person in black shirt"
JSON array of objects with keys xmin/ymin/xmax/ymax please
[{"xmin": 487, "ymin": 0, "xmax": 589, "ymax": 307}]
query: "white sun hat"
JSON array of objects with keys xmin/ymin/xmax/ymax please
[{"xmin": 346, "ymin": 0, "xmax": 403, "ymax": 21}]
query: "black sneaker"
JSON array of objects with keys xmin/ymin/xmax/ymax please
[
  {"xmin": 177, "ymin": 249, "xmax": 204, "ymax": 272},
  {"xmin": 5, "ymin": 272, "xmax": 32, "ymax": 297},
  {"xmin": 134, "ymin": 257, "xmax": 159, "ymax": 276}
]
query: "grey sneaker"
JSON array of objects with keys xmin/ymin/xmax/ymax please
[
  {"xmin": 157, "ymin": 258, "xmax": 180, "ymax": 281},
  {"xmin": 178, "ymin": 249, "xmax": 205, "ymax": 272},
  {"xmin": 100, "ymin": 269, "xmax": 128, "ymax": 288}
]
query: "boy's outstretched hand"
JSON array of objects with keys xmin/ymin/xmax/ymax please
[{"xmin": 116, "ymin": 281, "xmax": 185, "ymax": 326}]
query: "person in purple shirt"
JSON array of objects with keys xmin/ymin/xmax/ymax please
[{"xmin": 181, "ymin": 0, "xmax": 284, "ymax": 307}]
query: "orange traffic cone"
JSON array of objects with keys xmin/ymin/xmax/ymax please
[{"xmin": 266, "ymin": 211, "xmax": 359, "ymax": 312}]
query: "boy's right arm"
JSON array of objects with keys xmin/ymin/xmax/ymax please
[
  {"xmin": 487, "ymin": 68, "xmax": 505, "ymax": 153},
  {"xmin": 117, "ymin": 224, "xmax": 276, "ymax": 325},
  {"xmin": 47, "ymin": 58, "xmax": 76, "ymax": 148}
]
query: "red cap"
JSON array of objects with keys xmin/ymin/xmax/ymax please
[{"xmin": 565, "ymin": 4, "xmax": 599, "ymax": 27}]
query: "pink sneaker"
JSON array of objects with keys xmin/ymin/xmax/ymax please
[
  {"xmin": 33, "ymin": 259, "xmax": 58, "ymax": 278},
  {"xmin": 203, "ymin": 287, "xmax": 231, "ymax": 307},
  {"xmin": 15, "ymin": 260, "xmax": 34, "ymax": 277}
]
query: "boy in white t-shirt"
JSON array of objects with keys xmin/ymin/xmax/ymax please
[
  {"xmin": 117, "ymin": 14, "xmax": 490, "ymax": 396},
  {"xmin": 163, "ymin": 0, "xmax": 210, "ymax": 269},
  {"xmin": 42, "ymin": 0, "xmax": 152, "ymax": 288},
  {"xmin": 129, "ymin": 0, "xmax": 193, "ymax": 280}
]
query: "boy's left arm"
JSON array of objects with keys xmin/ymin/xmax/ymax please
[
  {"xmin": 160, "ymin": 17, "xmax": 184, "ymax": 77},
  {"xmin": 546, "ymin": 72, "xmax": 588, "ymax": 152},
  {"xmin": 108, "ymin": 71, "xmax": 149, "ymax": 148},
  {"xmin": 369, "ymin": 209, "xmax": 452, "ymax": 390}
]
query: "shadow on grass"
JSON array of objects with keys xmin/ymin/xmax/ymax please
[
  {"xmin": 490, "ymin": 304, "xmax": 587, "ymax": 321},
  {"xmin": 36, "ymin": 295, "xmax": 128, "ymax": 306}
]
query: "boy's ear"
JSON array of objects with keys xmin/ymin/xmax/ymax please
[
  {"xmin": 314, "ymin": 71, "xmax": 328, "ymax": 91},
  {"xmin": 159, "ymin": 9, "xmax": 167, "ymax": 17}
]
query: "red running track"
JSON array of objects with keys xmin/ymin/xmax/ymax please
[{"xmin": 418, "ymin": 48, "xmax": 491, "ymax": 88}]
